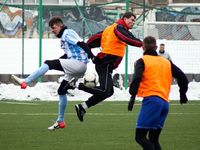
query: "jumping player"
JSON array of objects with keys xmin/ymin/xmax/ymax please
[{"xmin": 74, "ymin": 12, "xmax": 143, "ymax": 122}]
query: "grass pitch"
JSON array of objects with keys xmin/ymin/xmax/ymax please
[{"xmin": 0, "ymin": 100, "xmax": 200, "ymax": 150}]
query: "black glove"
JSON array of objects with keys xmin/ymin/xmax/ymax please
[
  {"xmin": 180, "ymin": 93, "xmax": 188, "ymax": 104},
  {"xmin": 128, "ymin": 96, "xmax": 135, "ymax": 111}
]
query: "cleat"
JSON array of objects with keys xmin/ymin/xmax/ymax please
[
  {"xmin": 11, "ymin": 75, "xmax": 24, "ymax": 85},
  {"xmin": 11, "ymin": 75, "xmax": 27, "ymax": 89},
  {"xmin": 20, "ymin": 82, "xmax": 27, "ymax": 89},
  {"xmin": 75, "ymin": 104, "xmax": 86, "ymax": 122},
  {"xmin": 48, "ymin": 121, "xmax": 65, "ymax": 131}
]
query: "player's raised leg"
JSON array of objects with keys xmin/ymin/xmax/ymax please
[{"xmin": 11, "ymin": 63, "xmax": 49, "ymax": 89}]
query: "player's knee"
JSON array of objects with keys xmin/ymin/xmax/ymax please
[
  {"xmin": 135, "ymin": 134, "xmax": 142, "ymax": 144},
  {"xmin": 104, "ymin": 88, "xmax": 114, "ymax": 97},
  {"xmin": 44, "ymin": 60, "xmax": 52, "ymax": 69},
  {"xmin": 57, "ymin": 85, "xmax": 67, "ymax": 95},
  {"xmin": 135, "ymin": 132, "xmax": 146, "ymax": 144},
  {"xmin": 109, "ymin": 89, "xmax": 114, "ymax": 96},
  {"xmin": 44, "ymin": 60, "xmax": 60, "ymax": 70}
]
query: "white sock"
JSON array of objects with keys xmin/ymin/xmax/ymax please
[{"xmin": 81, "ymin": 102, "xmax": 88, "ymax": 110}]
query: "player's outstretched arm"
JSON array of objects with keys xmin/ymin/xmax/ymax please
[
  {"xmin": 77, "ymin": 41, "xmax": 95, "ymax": 59},
  {"xmin": 171, "ymin": 62, "xmax": 189, "ymax": 104},
  {"xmin": 114, "ymin": 25, "xmax": 142, "ymax": 47},
  {"xmin": 128, "ymin": 95, "xmax": 136, "ymax": 111},
  {"xmin": 86, "ymin": 31, "xmax": 102, "ymax": 48}
]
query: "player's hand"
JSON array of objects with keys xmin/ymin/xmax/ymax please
[
  {"xmin": 180, "ymin": 93, "xmax": 188, "ymax": 104},
  {"xmin": 128, "ymin": 96, "xmax": 135, "ymax": 111}
]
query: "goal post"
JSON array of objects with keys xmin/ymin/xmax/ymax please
[{"xmin": 143, "ymin": 21, "xmax": 200, "ymax": 76}]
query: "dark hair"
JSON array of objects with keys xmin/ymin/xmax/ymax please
[
  {"xmin": 121, "ymin": 12, "xmax": 136, "ymax": 19},
  {"xmin": 160, "ymin": 43, "xmax": 165, "ymax": 46},
  {"xmin": 49, "ymin": 16, "xmax": 63, "ymax": 27},
  {"xmin": 143, "ymin": 36, "xmax": 157, "ymax": 51}
]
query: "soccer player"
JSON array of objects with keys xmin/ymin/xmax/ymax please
[
  {"xmin": 158, "ymin": 43, "xmax": 172, "ymax": 61},
  {"xmin": 128, "ymin": 36, "xmax": 188, "ymax": 150},
  {"xmin": 74, "ymin": 12, "xmax": 143, "ymax": 122},
  {"xmin": 12, "ymin": 16, "xmax": 89, "ymax": 130}
]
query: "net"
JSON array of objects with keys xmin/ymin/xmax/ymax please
[{"xmin": 144, "ymin": 21, "xmax": 200, "ymax": 40}]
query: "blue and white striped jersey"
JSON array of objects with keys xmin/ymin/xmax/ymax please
[{"xmin": 61, "ymin": 29, "xmax": 89, "ymax": 64}]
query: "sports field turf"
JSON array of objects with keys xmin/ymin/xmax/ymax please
[{"xmin": 0, "ymin": 100, "xmax": 200, "ymax": 150}]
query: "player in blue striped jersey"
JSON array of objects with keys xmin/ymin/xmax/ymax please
[{"xmin": 12, "ymin": 16, "xmax": 89, "ymax": 130}]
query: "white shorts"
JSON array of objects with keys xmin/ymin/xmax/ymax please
[{"xmin": 59, "ymin": 59, "xmax": 87, "ymax": 81}]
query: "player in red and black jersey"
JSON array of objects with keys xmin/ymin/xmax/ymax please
[{"xmin": 74, "ymin": 12, "xmax": 142, "ymax": 122}]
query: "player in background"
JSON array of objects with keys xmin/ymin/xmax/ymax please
[
  {"xmin": 158, "ymin": 43, "xmax": 172, "ymax": 61},
  {"xmin": 73, "ymin": 12, "xmax": 143, "ymax": 122},
  {"xmin": 128, "ymin": 36, "xmax": 188, "ymax": 150},
  {"xmin": 12, "ymin": 16, "xmax": 89, "ymax": 130}
]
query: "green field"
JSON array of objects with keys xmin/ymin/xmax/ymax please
[{"xmin": 0, "ymin": 100, "xmax": 200, "ymax": 150}]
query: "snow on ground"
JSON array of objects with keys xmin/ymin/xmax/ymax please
[
  {"xmin": 0, "ymin": 39, "xmax": 200, "ymax": 101},
  {"xmin": 0, "ymin": 81, "xmax": 199, "ymax": 101}
]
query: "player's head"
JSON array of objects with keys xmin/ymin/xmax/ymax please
[
  {"xmin": 49, "ymin": 16, "xmax": 65, "ymax": 37},
  {"xmin": 142, "ymin": 36, "xmax": 157, "ymax": 52},
  {"xmin": 159, "ymin": 43, "xmax": 165, "ymax": 52},
  {"xmin": 121, "ymin": 12, "xmax": 136, "ymax": 29}
]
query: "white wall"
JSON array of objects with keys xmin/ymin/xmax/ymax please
[{"xmin": 0, "ymin": 39, "xmax": 199, "ymax": 75}]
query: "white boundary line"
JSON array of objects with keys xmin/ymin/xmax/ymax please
[
  {"xmin": 0, "ymin": 112, "xmax": 200, "ymax": 116},
  {"xmin": 0, "ymin": 101, "xmax": 40, "ymax": 105},
  {"xmin": 1, "ymin": 101, "xmax": 200, "ymax": 106}
]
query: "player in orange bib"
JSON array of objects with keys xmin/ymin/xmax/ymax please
[
  {"xmin": 74, "ymin": 12, "xmax": 142, "ymax": 122},
  {"xmin": 128, "ymin": 36, "xmax": 188, "ymax": 150}
]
